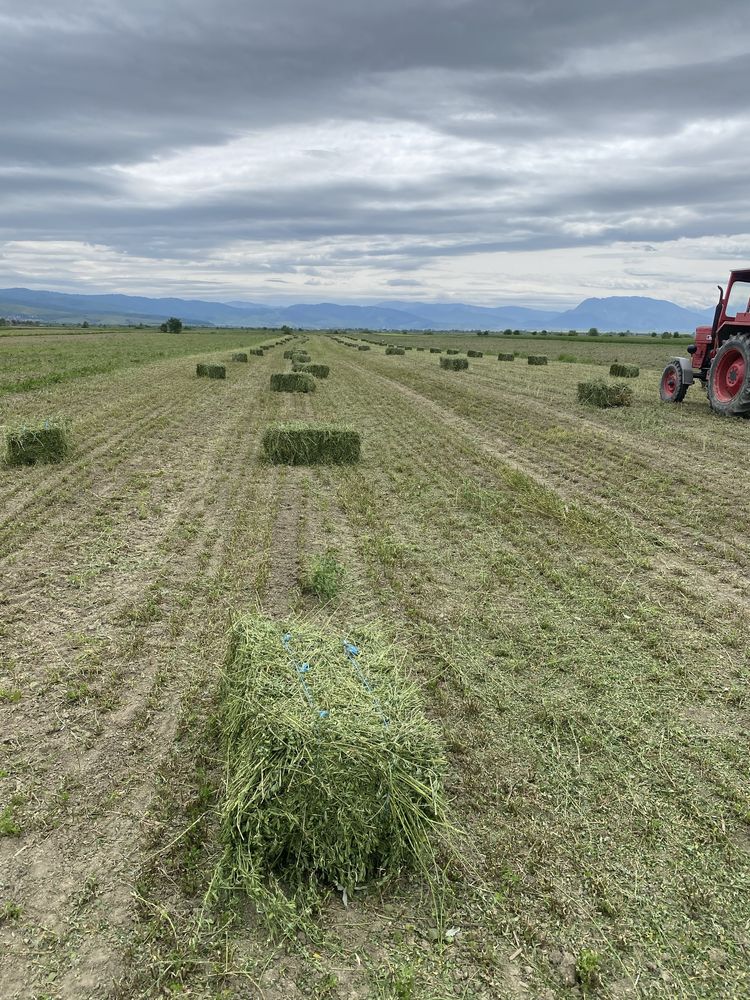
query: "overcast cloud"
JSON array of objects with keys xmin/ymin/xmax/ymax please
[{"xmin": 2, "ymin": 0, "xmax": 750, "ymax": 306}]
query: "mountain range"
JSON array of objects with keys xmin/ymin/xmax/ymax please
[{"xmin": 0, "ymin": 287, "xmax": 715, "ymax": 333}]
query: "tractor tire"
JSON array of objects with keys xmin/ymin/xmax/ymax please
[
  {"xmin": 707, "ymin": 335, "xmax": 750, "ymax": 417},
  {"xmin": 660, "ymin": 360, "xmax": 688, "ymax": 403}
]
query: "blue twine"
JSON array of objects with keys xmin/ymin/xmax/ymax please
[
  {"xmin": 282, "ymin": 632, "xmax": 329, "ymax": 719},
  {"xmin": 343, "ymin": 640, "xmax": 389, "ymax": 726}
]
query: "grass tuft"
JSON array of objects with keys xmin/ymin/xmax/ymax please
[{"xmin": 301, "ymin": 551, "xmax": 345, "ymax": 601}]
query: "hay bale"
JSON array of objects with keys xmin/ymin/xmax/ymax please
[
  {"xmin": 416, "ymin": 347, "xmax": 425, "ymax": 352},
  {"xmin": 291, "ymin": 351, "xmax": 311, "ymax": 363},
  {"xmin": 263, "ymin": 422, "xmax": 360, "ymax": 464},
  {"xmin": 4, "ymin": 420, "xmax": 70, "ymax": 466},
  {"xmin": 358, "ymin": 345, "xmax": 371, "ymax": 351},
  {"xmin": 283, "ymin": 350, "xmax": 295, "ymax": 359},
  {"xmin": 293, "ymin": 363, "xmax": 330, "ymax": 379},
  {"xmin": 219, "ymin": 614, "xmax": 448, "ymax": 923},
  {"xmin": 446, "ymin": 349, "xmax": 460, "ymax": 355},
  {"xmin": 440, "ymin": 357, "xmax": 469, "ymax": 371},
  {"xmin": 577, "ymin": 379, "xmax": 633, "ymax": 408},
  {"xmin": 430, "ymin": 348, "xmax": 442, "ymax": 354},
  {"xmin": 609, "ymin": 363, "xmax": 640, "ymax": 378},
  {"xmin": 270, "ymin": 372, "xmax": 317, "ymax": 393},
  {"xmin": 197, "ymin": 363, "xmax": 226, "ymax": 379},
  {"xmin": 527, "ymin": 355, "xmax": 548, "ymax": 366},
  {"xmin": 231, "ymin": 352, "xmax": 249, "ymax": 362},
  {"xmin": 467, "ymin": 350, "xmax": 483, "ymax": 358},
  {"xmin": 385, "ymin": 347, "xmax": 405, "ymax": 355},
  {"xmin": 498, "ymin": 353, "xmax": 514, "ymax": 361},
  {"xmin": 249, "ymin": 349, "xmax": 264, "ymax": 357}
]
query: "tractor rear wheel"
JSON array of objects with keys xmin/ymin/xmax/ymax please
[
  {"xmin": 660, "ymin": 360, "xmax": 688, "ymax": 403},
  {"xmin": 707, "ymin": 335, "xmax": 750, "ymax": 416}
]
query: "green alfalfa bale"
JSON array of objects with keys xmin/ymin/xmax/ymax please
[
  {"xmin": 577, "ymin": 379, "xmax": 633, "ymax": 408},
  {"xmin": 4, "ymin": 419, "xmax": 70, "ymax": 467},
  {"xmin": 293, "ymin": 363, "xmax": 330, "ymax": 379},
  {"xmin": 498, "ymin": 353, "xmax": 514, "ymax": 361},
  {"xmin": 416, "ymin": 347, "xmax": 425, "ymax": 352},
  {"xmin": 609, "ymin": 363, "xmax": 640, "ymax": 378},
  {"xmin": 430, "ymin": 348, "xmax": 442, "ymax": 354},
  {"xmin": 291, "ymin": 351, "xmax": 311, "ymax": 363},
  {"xmin": 231, "ymin": 352, "xmax": 249, "ymax": 362},
  {"xmin": 218, "ymin": 614, "xmax": 448, "ymax": 930},
  {"xmin": 385, "ymin": 347, "xmax": 405, "ymax": 355},
  {"xmin": 262, "ymin": 422, "xmax": 360, "ymax": 464},
  {"xmin": 197, "ymin": 363, "xmax": 226, "ymax": 379},
  {"xmin": 248, "ymin": 348, "xmax": 264, "ymax": 357},
  {"xmin": 283, "ymin": 349, "xmax": 295, "ymax": 359},
  {"xmin": 527, "ymin": 355, "xmax": 548, "ymax": 366},
  {"xmin": 440, "ymin": 357, "xmax": 469, "ymax": 371},
  {"xmin": 467, "ymin": 350, "xmax": 483, "ymax": 358},
  {"xmin": 358, "ymin": 345, "xmax": 371, "ymax": 351},
  {"xmin": 446, "ymin": 348, "xmax": 459, "ymax": 355},
  {"xmin": 270, "ymin": 372, "xmax": 317, "ymax": 393}
]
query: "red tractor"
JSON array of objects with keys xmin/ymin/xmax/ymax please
[{"xmin": 661, "ymin": 269, "xmax": 750, "ymax": 416}]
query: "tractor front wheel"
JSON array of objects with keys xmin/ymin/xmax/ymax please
[
  {"xmin": 660, "ymin": 361, "xmax": 688, "ymax": 403},
  {"xmin": 708, "ymin": 335, "xmax": 750, "ymax": 416}
]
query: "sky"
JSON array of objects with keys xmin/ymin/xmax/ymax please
[{"xmin": 2, "ymin": 0, "xmax": 750, "ymax": 308}]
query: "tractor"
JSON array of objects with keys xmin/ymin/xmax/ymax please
[{"xmin": 660, "ymin": 268, "xmax": 750, "ymax": 416}]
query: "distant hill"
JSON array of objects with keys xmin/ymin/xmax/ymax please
[{"xmin": 0, "ymin": 287, "xmax": 714, "ymax": 332}]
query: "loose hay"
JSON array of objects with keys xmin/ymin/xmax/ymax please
[
  {"xmin": 263, "ymin": 422, "xmax": 360, "ymax": 464},
  {"xmin": 292, "ymin": 363, "xmax": 330, "ymax": 379},
  {"xmin": 527, "ymin": 355, "xmax": 548, "ymax": 366},
  {"xmin": 440, "ymin": 357, "xmax": 469, "ymax": 371},
  {"xmin": 231, "ymin": 352, "xmax": 248, "ymax": 362},
  {"xmin": 218, "ymin": 614, "xmax": 449, "ymax": 929},
  {"xmin": 385, "ymin": 347, "xmax": 405, "ymax": 355},
  {"xmin": 196, "ymin": 363, "xmax": 226, "ymax": 379},
  {"xmin": 609, "ymin": 363, "xmax": 640, "ymax": 378},
  {"xmin": 577, "ymin": 379, "xmax": 633, "ymax": 408},
  {"xmin": 497, "ymin": 353, "xmax": 514, "ymax": 361},
  {"xmin": 4, "ymin": 420, "xmax": 70, "ymax": 466},
  {"xmin": 270, "ymin": 372, "xmax": 317, "ymax": 393}
]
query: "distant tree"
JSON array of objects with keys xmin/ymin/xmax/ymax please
[
  {"xmin": 673, "ymin": 331, "xmax": 681, "ymax": 338},
  {"xmin": 661, "ymin": 331, "xmax": 672, "ymax": 339},
  {"xmin": 651, "ymin": 332, "xmax": 658, "ymax": 337},
  {"xmin": 587, "ymin": 327, "xmax": 599, "ymax": 336},
  {"xmin": 160, "ymin": 317, "xmax": 183, "ymax": 334},
  {"xmin": 0, "ymin": 317, "xmax": 6, "ymax": 327},
  {"xmin": 81, "ymin": 320, "xmax": 89, "ymax": 328}
]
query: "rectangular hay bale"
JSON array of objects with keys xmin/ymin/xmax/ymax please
[
  {"xmin": 219, "ymin": 614, "xmax": 447, "ymax": 910},
  {"xmin": 527, "ymin": 355, "xmax": 548, "ymax": 365},
  {"xmin": 498, "ymin": 353, "xmax": 514, "ymax": 361},
  {"xmin": 262, "ymin": 422, "xmax": 360, "ymax": 464},
  {"xmin": 4, "ymin": 420, "xmax": 70, "ymax": 467},
  {"xmin": 269, "ymin": 372, "xmax": 317, "ymax": 393},
  {"xmin": 196, "ymin": 363, "xmax": 226, "ymax": 379},
  {"xmin": 467, "ymin": 350, "xmax": 483, "ymax": 358},
  {"xmin": 577, "ymin": 379, "xmax": 633, "ymax": 408},
  {"xmin": 385, "ymin": 347, "xmax": 405, "ymax": 355},
  {"xmin": 440, "ymin": 357, "xmax": 469, "ymax": 371},
  {"xmin": 358, "ymin": 345, "xmax": 371, "ymax": 351},
  {"xmin": 609, "ymin": 363, "xmax": 640, "ymax": 378},
  {"xmin": 231, "ymin": 352, "xmax": 248, "ymax": 362},
  {"xmin": 292, "ymin": 363, "xmax": 330, "ymax": 379}
]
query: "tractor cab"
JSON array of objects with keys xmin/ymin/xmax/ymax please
[{"xmin": 660, "ymin": 269, "xmax": 750, "ymax": 416}]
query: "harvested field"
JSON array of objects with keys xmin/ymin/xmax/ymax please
[{"xmin": 1, "ymin": 329, "xmax": 748, "ymax": 1000}]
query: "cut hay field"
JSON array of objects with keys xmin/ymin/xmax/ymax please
[{"xmin": 0, "ymin": 332, "xmax": 748, "ymax": 1000}]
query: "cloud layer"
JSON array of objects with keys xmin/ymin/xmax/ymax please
[{"xmin": 2, "ymin": 0, "xmax": 750, "ymax": 305}]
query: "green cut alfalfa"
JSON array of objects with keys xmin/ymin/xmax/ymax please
[
  {"xmin": 4, "ymin": 420, "xmax": 70, "ymax": 466},
  {"xmin": 197, "ymin": 363, "xmax": 226, "ymax": 379},
  {"xmin": 440, "ymin": 357, "xmax": 469, "ymax": 371},
  {"xmin": 609, "ymin": 363, "xmax": 640, "ymax": 378},
  {"xmin": 358, "ymin": 345, "xmax": 371, "ymax": 351},
  {"xmin": 446, "ymin": 348, "xmax": 460, "ymax": 355},
  {"xmin": 577, "ymin": 379, "xmax": 633, "ymax": 408},
  {"xmin": 269, "ymin": 372, "xmax": 317, "ymax": 393},
  {"xmin": 527, "ymin": 355, "xmax": 548, "ymax": 366},
  {"xmin": 430, "ymin": 347, "xmax": 442, "ymax": 354},
  {"xmin": 385, "ymin": 347, "xmax": 405, "ymax": 355},
  {"xmin": 467, "ymin": 350, "xmax": 483, "ymax": 358},
  {"xmin": 498, "ymin": 353, "xmax": 514, "ymax": 361},
  {"xmin": 262, "ymin": 422, "xmax": 360, "ymax": 464},
  {"xmin": 231, "ymin": 352, "xmax": 248, "ymax": 362},
  {"xmin": 292, "ymin": 363, "xmax": 330, "ymax": 379},
  {"xmin": 218, "ymin": 614, "xmax": 448, "ymax": 929}
]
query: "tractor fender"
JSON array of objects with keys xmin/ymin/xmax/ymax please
[{"xmin": 669, "ymin": 357, "xmax": 694, "ymax": 384}]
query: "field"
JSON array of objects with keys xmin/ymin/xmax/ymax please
[{"xmin": 0, "ymin": 329, "xmax": 748, "ymax": 1000}]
